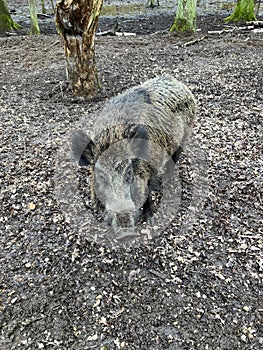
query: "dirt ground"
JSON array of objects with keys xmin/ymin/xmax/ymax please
[{"xmin": 0, "ymin": 3, "xmax": 263, "ymax": 350}]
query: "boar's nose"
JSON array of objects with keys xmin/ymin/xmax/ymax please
[{"xmin": 116, "ymin": 211, "xmax": 134, "ymax": 227}]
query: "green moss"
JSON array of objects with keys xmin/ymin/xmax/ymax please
[
  {"xmin": 0, "ymin": 14, "xmax": 21, "ymax": 31},
  {"xmin": 170, "ymin": 0, "xmax": 196, "ymax": 33},
  {"xmin": 224, "ymin": 0, "xmax": 256, "ymax": 23},
  {"xmin": 170, "ymin": 17, "xmax": 196, "ymax": 33}
]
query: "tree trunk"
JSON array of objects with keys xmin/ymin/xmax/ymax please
[
  {"xmin": 28, "ymin": 0, "xmax": 40, "ymax": 35},
  {"xmin": 56, "ymin": 0, "xmax": 103, "ymax": 98},
  {"xmin": 224, "ymin": 0, "xmax": 257, "ymax": 23},
  {"xmin": 170, "ymin": 0, "xmax": 197, "ymax": 33},
  {"xmin": 0, "ymin": 0, "xmax": 21, "ymax": 32},
  {"xmin": 146, "ymin": 0, "xmax": 159, "ymax": 8},
  {"xmin": 41, "ymin": 0, "xmax": 47, "ymax": 14}
]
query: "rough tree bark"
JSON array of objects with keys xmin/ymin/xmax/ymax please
[
  {"xmin": 56, "ymin": 0, "xmax": 103, "ymax": 97},
  {"xmin": 0, "ymin": 0, "xmax": 21, "ymax": 32},
  {"xmin": 170, "ymin": 0, "xmax": 197, "ymax": 33},
  {"xmin": 224, "ymin": 0, "xmax": 257, "ymax": 23}
]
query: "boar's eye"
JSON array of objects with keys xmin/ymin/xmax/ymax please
[{"xmin": 124, "ymin": 164, "xmax": 134, "ymax": 184}]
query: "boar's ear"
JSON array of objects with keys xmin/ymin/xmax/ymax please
[
  {"xmin": 71, "ymin": 129, "xmax": 96, "ymax": 166},
  {"xmin": 79, "ymin": 140, "xmax": 96, "ymax": 166},
  {"xmin": 171, "ymin": 145, "xmax": 183, "ymax": 164}
]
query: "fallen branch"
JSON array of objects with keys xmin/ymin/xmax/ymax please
[
  {"xmin": 208, "ymin": 29, "xmax": 226, "ymax": 35},
  {"xmin": 183, "ymin": 35, "xmax": 207, "ymax": 47},
  {"xmin": 97, "ymin": 31, "xmax": 136, "ymax": 37},
  {"xmin": 246, "ymin": 20, "xmax": 263, "ymax": 28},
  {"xmin": 208, "ymin": 21, "xmax": 263, "ymax": 35},
  {"xmin": 238, "ymin": 25, "xmax": 256, "ymax": 31},
  {"xmin": 253, "ymin": 28, "xmax": 263, "ymax": 33},
  {"xmin": 97, "ymin": 29, "xmax": 117, "ymax": 36},
  {"xmin": 115, "ymin": 32, "xmax": 136, "ymax": 37}
]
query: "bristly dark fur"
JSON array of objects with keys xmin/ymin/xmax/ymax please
[{"xmin": 74, "ymin": 75, "xmax": 197, "ymax": 231}]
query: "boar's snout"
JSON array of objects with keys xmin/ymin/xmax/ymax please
[
  {"xmin": 106, "ymin": 210, "xmax": 135, "ymax": 228},
  {"xmin": 116, "ymin": 211, "xmax": 135, "ymax": 227},
  {"xmin": 105, "ymin": 208, "xmax": 138, "ymax": 238}
]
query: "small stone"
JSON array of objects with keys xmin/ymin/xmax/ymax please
[
  {"xmin": 240, "ymin": 334, "xmax": 247, "ymax": 342},
  {"xmin": 28, "ymin": 202, "xmax": 36, "ymax": 210},
  {"xmin": 87, "ymin": 333, "xmax": 98, "ymax": 341},
  {"xmin": 93, "ymin": 295, "xmax": 102, "ymax": 307},
  {"xmin": 11, "ymin": 297, "xmax": 18, "ymax": 304},
  {"xmin": 243, "ymin": 305, "xmax": 250, "ymax": 312},
  {"xmin": 100, "ymin": 316, "xmax": 107, "ymax": 325}
]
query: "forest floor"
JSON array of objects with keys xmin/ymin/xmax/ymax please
[{"xmin": 0, "ymin": 2, "xmax": 263, "ymax": 350}]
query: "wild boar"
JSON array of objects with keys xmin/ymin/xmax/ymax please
[{"xmin": 72, "ymin": 75, "xmax": 196, "ymax": 241}]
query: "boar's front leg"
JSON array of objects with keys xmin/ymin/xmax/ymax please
[
  {"xmin": 142, "ymin": 195, "xmax": 154, "ymax": 224},
  {"xmin": 141, "ymin": 176, "xmax": 162, "ymax": 224}
]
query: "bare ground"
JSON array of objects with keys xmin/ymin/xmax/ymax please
[{"xmin": 0, "ymin": 7, "xmax": 263, "ymax": 350}]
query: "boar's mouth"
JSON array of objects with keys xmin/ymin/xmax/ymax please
[
  {"xmin": 105, "ymin": 209, "xmax": 139, "ymax": 240},
  {"xmin": 114, "ymin": 228, "xmax": 139, "ymax": 242}
]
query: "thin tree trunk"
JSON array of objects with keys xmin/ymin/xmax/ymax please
[
  {"xmin": 41, "ymin": 0, "xmax": 46, "ymax": 14},
  {"xmin": 56, "ymin": 0, "xmax": 103, "ymax": 97},
  {"xmin": 0, "ymin": 0, "xmax": 21, "ymax": 32},
  {"xmin": 28, "ymin": 0, "xmax": 40, "ymax": 34},
  {"xmin": 224, "ymin": 0, "xmax": 257, "ymax": 23},
  {"xmin": 170, "ymin": 0, "xmax": 197, "ymax": 33}
]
